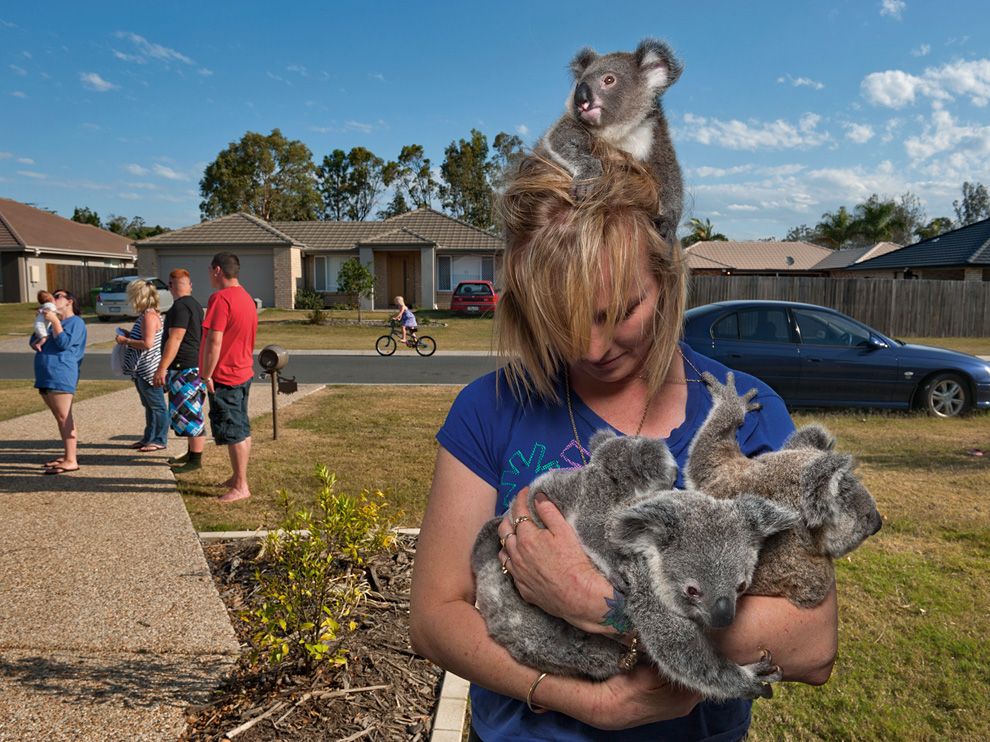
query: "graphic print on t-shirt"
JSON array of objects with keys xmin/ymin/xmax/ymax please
[{"xmin": 498, "ymin": 441, "xmax": 560, "ymax": 509}]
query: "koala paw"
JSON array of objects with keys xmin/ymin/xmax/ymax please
[
  {"xmin": 741, "ymin": 648, "xmax": 782, "ymax": 699},
  {"xmin": 701, "ymin": 372, "xmax": 761, "ymax": 433}
]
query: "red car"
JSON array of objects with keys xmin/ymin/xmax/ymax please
[{"xmin": 449, "ymin": 280, "xmax": 499, "ymax": 316}]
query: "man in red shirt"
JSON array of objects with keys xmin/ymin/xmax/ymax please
[{"xmin": 200, "ymin": 252, "xmax": 259, "ymax": 503}]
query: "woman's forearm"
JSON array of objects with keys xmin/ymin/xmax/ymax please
[{"xmin": 711, "ymin": 585, "xmax": 838, "ymax": 685}]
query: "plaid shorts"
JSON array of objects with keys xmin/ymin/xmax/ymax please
[{"xmin": 167, "ymin": 367, "xmax": 206, "ymax": 437}]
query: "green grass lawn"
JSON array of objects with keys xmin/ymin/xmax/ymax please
[
  {"xmin": 0, "ymin": 302, "xmax": 99, "ymax": 338},
  {"xmin": 0, "ymin": 379, "xmax": 132, "ymax": 421}
]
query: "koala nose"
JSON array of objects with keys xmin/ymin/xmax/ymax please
[
  {"xmin": 711, "ymin": 597, "xmax": 734, "ymax": 628},
  {"xmin": 871, "ymin": 511, "xmax": 883, "ymax": 535},
  {"xmin": 574, "ymin": 82, "xmax": 593, "ymax": 110}
]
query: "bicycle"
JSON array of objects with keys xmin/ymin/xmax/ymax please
[{"xmin": 376, "ymin": 319, "xmax": 437, "ymax": 357}]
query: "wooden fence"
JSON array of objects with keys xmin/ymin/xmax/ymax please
[
  {"xmin": 688, "ymin": 276, "xmax": 990, "ymax": 338},
  {"xmin": 45, "ymin": 265, "xmax": 133, "ymax": 306}
]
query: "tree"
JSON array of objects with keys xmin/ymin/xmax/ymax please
[
  {"xmin": 814, "ymin": 206, "xmax": 856, "ymax": 249},
  {"xmin": 378, "ymin": 191, "xmax": 411, "ymax": 220},
  {"xmin": 317, "ymin": 147, "xmax": 398, "ymax": 221},
  {"xmin": 891, "ymin": 191, "xmax": 926, "ymax": 244},
  {"xmin": 440, "ymin": 129, "xmax": 496, "ymax": 230},
  {"xmin": 101, "ymin": 213, "xmax": 170, "ymax": 240},
  {"xmin": 852, "ymin": 194, "xmax": 910, "ymax": 244},
  {"xmin": 915, "ymin": 216, "xmax": 954, "ymax": 240},
  {"xmin": 104, "ymin": 214, "xmax": 130, "ymax": 235},
  {"xmin": 953, "ymin": 181, "xmax": 990, "ymax": 226},
  {"xmin": 71, "ymin": 206, "xmax": 101, "ymax": 227},
  {"xmin": 681, "ymin": 217, "xmax": 727, "ymax": 247},
  {"xmin": 336, "ymin": 258, "xmax": 375, "ymax": 321},
  {"xmin": 490, "ymin": 131, "xmax": 525, "ymax": 195},
  {"xmin": 395, "ymin": 144, "xmax": 439, "ymax": 209},
  {"xmin": 784, "ymin": 224, "xmax": 820, "ymax": 243},
  {"xmin": 199, "ymin": 128, "xmax": 321, "ymax": 222}
]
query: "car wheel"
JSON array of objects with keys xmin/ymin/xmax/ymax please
[{"xmin": 921, "ymin": 372, "xmax": 970, "ymax": 418}]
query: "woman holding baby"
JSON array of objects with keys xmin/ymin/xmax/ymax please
[
  {"xmin": 31, "ymin": 289, "xmax": 87, "ymax": 475},
  {"xmin": 410, "ymin": 150, "xmax": 838, "ymax": 740}
]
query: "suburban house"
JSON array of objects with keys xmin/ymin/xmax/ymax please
[
  {"xmin": 0, "ymin": 198, "xmax": 136, "ymax": 302},
  {"xmin": 809, "ymin": 241, "xmax": 903, "ymax": 277},
  {"xmin": 684, "ymin": 240, "xmax": 833, "ymax": 276},
  {"xmin": 137, "ymin": 207, "xmax": 504, "ymax": 310},
  {"xmin": 845, "ymin": 217, "xmax": 990, "ymax": 281}
]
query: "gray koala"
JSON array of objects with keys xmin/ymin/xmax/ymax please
[
  {"xmin": 686, "ymin": 372, "xmax": 884, "ymax": 608},
  {"xmin": 538, "ymin": 38, "xmax": 684, "ymax": 242},
  {"xmin": 471, "ymin": 432, "xmax": 800, "ymax": 700}
]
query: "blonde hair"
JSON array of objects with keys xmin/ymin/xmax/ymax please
[
  {"xmin": 494, "ymin": 146, "xmax": 688, "ymax": 402},
  {"xmin": 127, "ymin": 279, "xmax": 160, "ymax": 313}
]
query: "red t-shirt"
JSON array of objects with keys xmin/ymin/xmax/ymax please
[{"xmin": 202, "ymin": 285, "xmax": 258, "ymax": 386}]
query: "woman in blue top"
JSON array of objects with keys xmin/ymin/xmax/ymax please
[
  {"xmin": 31, "ymin": 288, "xmax": 87, "ymax": 474},
  {"xmin": 410, "ymin": 151, "xmax": 838, "ymax": 741}
]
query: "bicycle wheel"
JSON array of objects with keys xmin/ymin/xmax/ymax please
[
  {"xmin": 376, "ymin": 335, "xmax": 397, "ymax": 356},
  {"xmin": 415, "ymin": 335, "xmax": 436, "ymax": 357}
]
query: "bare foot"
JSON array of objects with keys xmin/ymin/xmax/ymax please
[
  {"xmin": 214, "ymin": 477, "xmax": 235, "ymax": 488},
  {"xmin": 44, "ymin": 458, "xmax": 65, "ymax": 468},
  {"xmin": 218, "ymin": 488, "xmax": 251, "ymax": 503}
]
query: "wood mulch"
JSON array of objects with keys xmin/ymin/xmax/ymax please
[{"xmin": 182, "ymin": 533, "xmax": 444, "ymax": 741}]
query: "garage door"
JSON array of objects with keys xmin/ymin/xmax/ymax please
[{"xmin": 157, "ymin": 251, "xmax": 275, "ymax": 307}]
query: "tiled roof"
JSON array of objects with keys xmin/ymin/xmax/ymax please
[
  {"xmin": 383, "ymin": 208, "xmax": 503, "ymax": 250},
  {"xmin": 0, "ymin": 198, "xmax": 135, "ymax": 258},
  {"xmin": 686, "ymin": 252, "xmax": 734, "ymax": 270},
  {"xmin": 812, "ymin": 241, "xmax": 904, "ymax": 270},
  {"xmin": 360, "ymin": 227, "xmax": 435, "ymax": 245},
  {"xmin": 848, "ymin": 218, "xmax": 990, "ymax": 270},
  {"xmin": 274, "ymin": 221, "xmax": 388, "ymax": 249},
  {"xmin": 138, "ymin": 212, "xmax": 301, "ymax": 246},
  {"xmin": 684, "ymin": 241, "xmax": 832, "ymax": 271}
]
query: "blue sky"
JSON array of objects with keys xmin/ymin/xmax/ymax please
[{"xmin": 2, "ymin": 0, "xmax": 988, "ymax": 239}]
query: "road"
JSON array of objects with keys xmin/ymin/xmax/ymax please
[{"xmin": 0, "ymin": 352, "xmax": 497, "ymax": 385}]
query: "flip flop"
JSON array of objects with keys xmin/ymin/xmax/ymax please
[
  {"xmin": 43, "ymin": 465, "xmax": 81, "ymax": 475},
  {"xmin": 128, "ymin": 441, "xmax": 148, "ymax": 450},
  {"xmin": 44, "ymin": 458, "xmax": 65, "ymax": 468},
  {"xmin": 138, "ymin": 444, "xmax": 166, "ymax": 452}
]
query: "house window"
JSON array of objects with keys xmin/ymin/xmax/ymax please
[
  {"xmin": 314, "ymin": 255, "xmax": 349, "ymax": 292},
  {"xmin": 437, "ymin": 256, "xmax": 452, "ymax": 291}
]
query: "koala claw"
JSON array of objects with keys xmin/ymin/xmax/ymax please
[{"xmin": 740, "ymin": 649, "xmax": 782, "ymax": 698}]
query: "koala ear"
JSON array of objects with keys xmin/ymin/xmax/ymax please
[
  {"xmin": 589, "ymin": 429, "xmax": 617, "ymax": 454},
  {"xmin": 783, "ymin": 424, "xmax": 835, "ymax": 452},
  {"xmin": 735, "ymin": 494, "xmax": 800, "ymax": 541},
  {"xmin": 608, "ymin": 495, "xmax": 680, "ymax": 554},
  {"xmin": 635, "ymin": 38, "xmax": 683, "ymax": 92},
  {"xmin": 570, "ymin": 47, "xmax": 598, "ymax": 78},
  {"xmin": 799, "ymin": 452, "xmax": 854, "ymax": 529}
]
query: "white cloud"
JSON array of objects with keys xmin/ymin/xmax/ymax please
[
  {"xmin": 862, "ymin": 58, "xmax": 990, "ymax": 108},
  {"xmin": 17, "ymin": 170, "xmax": 47, "ymax": 179},
  {"xmin": 911, "ymin": 43, "xmax": 930, "ymax": 57},
  {"xmin": 727, "ymin": 203, "xmax": 759, "ymax": 212},
  {"xmin": 287, "ymin": 64, "xmax": 307, "ymax": 76},
  {"xmin": 844, "ymin": 123, "xmax": 875, "ymax": 143},
  {"xmin": 16, "ymin": 157, "xmax": 33, "ymax": 164},
  {"xmin": 880, "ymin": 0, "xmax": 905, "ymax": 20},
  {"xmin": 368, "ymin": 72, "xmax": 385, "ymax": 82},
  {"xmin": 777, "ymin": 74, "xmax": 825, "ymax": 90},
  {"xmin": 10, "ymin": 90, "xmax": 26, "ymax": 98},
  {"xmin": 118, "ymin": 192, "xmax": 141, "ymax": 200},
  {"xmin": 904, "ymin": 109, "xmax": 990, "ymax": 164},
  {"xmin": 689, "ymin": 165, "xmax": 754, "ymax": 178},
  {"xmin": 9, "ymin": 64, "xmax": 26, "ymax": 76},
  {"xmin": 0, "ymin": 152, "xmax": 10, "ymax": 159},
  {"xmin": 516, "ymin": 124, "xmax": 529, "ymax": 136},
  {"xmin": 345, "ymin": 120, "xmax": 374, "ymax": 133},
  {"xmin": 152, "ymin": 163, "xmax": 187, "ymax": 181},
  {"xmin": 680, "ymin": 112, "xmax": 831, "ymax": 150},
  {"xmin": 114, "ymin": 31, "xmax": 193, "ymax": 65},
  {"xmin": 80, "ymin": 72, "xmax": 118, "ymax": 92},
  {"xmin": 124, "ymin": 163, "xmax": 150, "ymax": 176},
  {"xmin": 198, "ymin": 67, "xmax": 213, "ymax": 76}
]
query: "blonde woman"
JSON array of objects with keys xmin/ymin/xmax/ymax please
[
  {"xmin": 410, "ymin": 151, "xmax": 838, "ymax": 741},
  {"xmin": 116, "ymin": 279, "xmax": 167, "ymax": 451}
]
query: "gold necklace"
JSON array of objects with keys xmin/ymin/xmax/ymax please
[{"xmin": 565, "ymin": 347, "xmax": 703, "ymax": 466}]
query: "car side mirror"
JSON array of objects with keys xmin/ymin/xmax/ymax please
[{"xmin": 866, "ymin": 335, "xmax": 889, "ymax": 350}]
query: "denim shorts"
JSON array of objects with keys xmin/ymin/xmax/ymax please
[{"xmin": 208, "ymin": 381, "xmax": 251, "ymax": 445}]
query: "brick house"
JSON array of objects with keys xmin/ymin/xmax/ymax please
[{"xmin": 137, "ymin": 208, "xmax": 503, "ymax": 310}]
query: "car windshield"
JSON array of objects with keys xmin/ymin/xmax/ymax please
[
  {"xmin": 455, "ymin": 283, "xmax": 491, "ymax": 296},
  {"xmin": 105, "ymin": 279, "xmax": 135, "ymax": 292}
]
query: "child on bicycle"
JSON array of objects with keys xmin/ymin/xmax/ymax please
[{"xmin": 392, "ymin": 295, "xmax": 418, "ymax": 345}]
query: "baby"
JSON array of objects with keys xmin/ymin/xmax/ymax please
[{"xmin": 32, "ymin": 290, "xmax": 58, "ymax": 351}]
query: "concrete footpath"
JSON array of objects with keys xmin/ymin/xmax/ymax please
[{"xmin": 0, "ymin": 382, "xmax": 323, "ymax": 741}]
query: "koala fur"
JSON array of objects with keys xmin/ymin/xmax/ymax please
[
  {"xmin": 686, "ymin": 372, "xmax": 884, "ymax": 608},
  {"xmin": 471, "ymin": 432, "xmax": 800, "ymax": 700},
  {"xmin": 538, "ymin": 38, "xmax": 684, "ymax": 242}
]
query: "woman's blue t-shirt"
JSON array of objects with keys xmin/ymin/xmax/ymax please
[
  {"xmin": 32, "ymin": 314, "xmax": 87, "ymax": 393},
  {"xmin": 435, "ymin": 344, "xmax": 796, "ymax": 742}
]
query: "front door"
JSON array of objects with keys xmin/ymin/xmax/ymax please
[{"xmin": 386, "ymin": 252, "xmax": 419, "ymax": 308}]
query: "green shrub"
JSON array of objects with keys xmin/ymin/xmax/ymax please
[
  {"xmin": 294, "ymin": 288, "xmax": 325, "ymax": 310},
  {"xmin": 245, "ymin": 466, "xmax": 396, "ymax": 669}
]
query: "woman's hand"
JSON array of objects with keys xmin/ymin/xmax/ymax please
[
  {"xmin": 496, "ymin": 488, "xmax": 617, "ymax": 634},
  {"xmin": 114, "ymin": 333, "xmax": 128, "ymax": 345},
  {"xmin": 42, "ymin": 309, "xmax": 59, "ymax": 324},
  {"xmin": 578, "ymin": 665, "xmax": 702, "ymax": 730}
]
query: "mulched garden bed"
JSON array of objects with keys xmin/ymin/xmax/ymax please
[{"xmin": 182, "ymin": 533, "xmax": 444, "ymax": 741}]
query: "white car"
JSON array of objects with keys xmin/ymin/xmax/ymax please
[{"xmin": 95, "ymin": 275, "xmax": 174, "ymax": 321}]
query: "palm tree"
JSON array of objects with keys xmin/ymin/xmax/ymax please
[
  {"xmin": 853, "ymin": 195, "xmax": 909, "ymax": 243},
  {"xmin": 682, "ymin": 217, "xmax": 728, "ymax": 247},
  {"xmin": 815, "ymin": 206, "xmax": 857, "ymax": 249}
]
